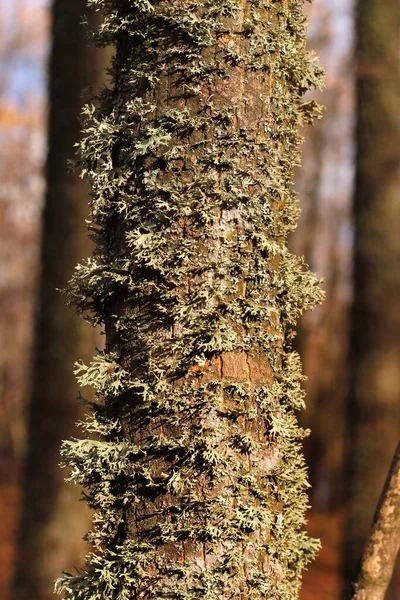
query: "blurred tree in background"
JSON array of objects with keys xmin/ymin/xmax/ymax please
[
  {"xmin": 294, "ymin": 1, "xmax": 354, "ymax": 597},
  {"xmin": 345, "ymin": 1, "xmax": 400, "ymax": 598},
  {"xmin": 0, "ymin": 1, "xmax": 47, "ymax": 593},
  {"xmin": 7, "ymin": 1, "xmax": 108, "ymax": 599}
]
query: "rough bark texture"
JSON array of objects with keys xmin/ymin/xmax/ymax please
[
  {"xmin": 56, "ymin": 2, "xmax": 324, "ymax": 599},
  {"xmin": 352, "ymin": 442, "xmax": 400, "ymax": 600},
  {"xmin": 345, "ymin": 1, "xmax": 400, "ymax": 595},
  {"xmin": 12, "ymin": 2, "xmax": 108, "ymax": 599}
]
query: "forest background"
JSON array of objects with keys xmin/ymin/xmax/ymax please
[{"xmin": 0, "ymin": 1, "xmax": 398, "ymax": 599}]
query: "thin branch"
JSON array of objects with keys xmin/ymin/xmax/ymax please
[{"xmin": 351, "ymin": 441, "xmax": 400, "ymax": 600}]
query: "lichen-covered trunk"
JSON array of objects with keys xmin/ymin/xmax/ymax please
[
  {"xmin": 12, "ymin": 2, "xmax": 108, "ymax": 599},
  {"xmin": 345, "ymin": 0, "xmax": 400, "ymax": 595},
  {"xmin": 56, "ymin": 2, "xmax": 323, "ymax": 599}
]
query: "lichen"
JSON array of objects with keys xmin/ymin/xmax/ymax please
[{"xmin": 56, "ymin": 1, "xmax": 324, "ymax": 599}]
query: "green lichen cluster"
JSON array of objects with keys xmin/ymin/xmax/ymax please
[{"xmin": 56, "ymin": 1, "xmax": 324, "ymax": 599}]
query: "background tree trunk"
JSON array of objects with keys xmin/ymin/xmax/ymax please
[
  {"xmin": 292, "ymin": 4, "xmax": 355, "ymax": 597},
  {"xmin": 345, "ymin": 1, "xmax": 400, "ymax": 597},
  {"xmin": 12, "ymin": 2, "xmax": 108, "ymax": 599}
]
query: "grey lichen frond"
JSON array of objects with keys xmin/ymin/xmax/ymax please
[{"xmin": 56, "ymin": 1, "xmax": 324, "ymax": 599}]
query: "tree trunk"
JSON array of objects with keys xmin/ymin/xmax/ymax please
[
  {"xmin": 12, "ymin": 2, "xmax": 108, "ymax": 599},
  {"xmin": 345, "ymin": 0, "xmax": 400, "ymax": 597},
  {"xmin": 56, "ymin": 2, "xmax": 324, "ymax": 599}
]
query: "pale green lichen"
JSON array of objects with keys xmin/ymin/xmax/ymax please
[{"xmin": 56, "ymin": 1, "xmax": 324, "ymax": 599}]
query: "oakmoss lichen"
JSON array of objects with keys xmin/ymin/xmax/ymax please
[{"xmin": 56, "ymin": 1, "xmax": 324, "ymax": 599}]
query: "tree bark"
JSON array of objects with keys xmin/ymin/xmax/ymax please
[
  {"xmin": 12, "ymin": 2, "xmax": 108, "ymax": 599},
  {"xmin": 345, "ymin": 1, "xmax": 400, "ymax": 596},
  {"xmin": 352, "ymin": 442, "xmax": 400, "ymax": 600},
  {"xmin": 56, "ymin": 2, "xmax": 324, "ymax": 599}
]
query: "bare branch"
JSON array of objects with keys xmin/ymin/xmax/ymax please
[{"xmin": 352, "ymin": 442, "xmax": 400, "ymax": 600}]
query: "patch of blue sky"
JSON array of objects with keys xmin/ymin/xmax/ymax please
[{"xmin": 1, "ymin": 0, "xmax": 50, "ymax": 108}]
